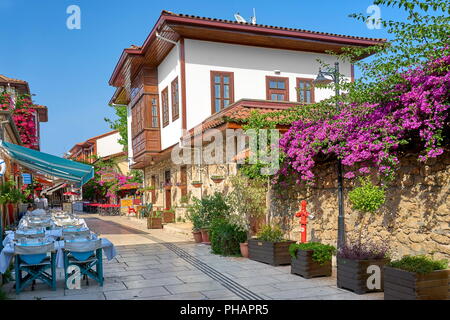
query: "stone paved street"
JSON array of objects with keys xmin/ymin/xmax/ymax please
[{"xmin": 4, "ymin": 214, "xmax": 383, "ymax": 300}]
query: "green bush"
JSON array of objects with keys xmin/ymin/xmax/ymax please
[
  {"xmin": 210, "ymin": 219, "xmax": 247, "ymax": 256},
  {"xmin": 389, "ymin": 255, "xmax": 448, "ymax": 274},
  {"xmin": 349, "ymin": 177, "xmax": 386, "ymax": 213},
  {"xmin": 256, "ymin": 225, "xmax": 284, "ymax": 242},
  {"xmin": 187, "ymin": 192, "xmax": 230, "ymax": 230},
  {"xmin": 152, "ymin": 211, "xmax": 163, "ymax": 218},
  {"xmin": 289, "ymin": 242, "xmax": 336, "ymax": 265}
]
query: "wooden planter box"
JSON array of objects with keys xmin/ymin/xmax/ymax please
[
  {"xmin": 147, "ymin": 217, "xmax": 163, "ymax": 229},
  {"xmin": 291, "ymin": 249, "xmax": 332, "ymax": 279},
  {"xmin": 163, "ymin": 211, "xmax": 175, "ymax": 223},
  {"xmin": 248, "ymin": 239, "xmax": 295, "ymax": 266},
  {"xmin": 337, "ymin": 257, "xmax": 389, "ymax": 294},
  {"xmin": 384, "ymin": 266, "xmax": 449, "ymax": 300}
]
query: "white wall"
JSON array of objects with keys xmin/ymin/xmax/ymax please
[
  {"xmin": 157, "ymin": 43, "xmax": 182, "ymax": 150},
  {"xmin": 96, "ymin": 132, "xmax": 123, "ymax": 158},
  {"xmin": 184, "ymin": 39, "xmax": 352, "ymax": 130}
]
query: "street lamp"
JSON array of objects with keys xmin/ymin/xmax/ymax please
[{"xmin": 313, "ymin": 62, "xmax": 346, "ymax": 250}]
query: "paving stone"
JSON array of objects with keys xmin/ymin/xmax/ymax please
[
  {"xmin": 64, "ymin": 281, "xmax": 127, "ymax": 295},
  {"xmin": 124, "ymin": 277, "xmax": 183, "ymax": 289},
  {"xmin": 104, "ymin": 286, "xmax": 171, "ymax": 300},
  {"xmin": 200, "ymin": 289, "xmax": 239, "ymax": 299},
  {"xmin": 134, "ymin": 292, "xmax": 208, "ymax": 300},
  {"xmin": 46, "ymin": 292, "xmax": 106, "ymax": 300},
  {"xmin": 105, "ymin": 274, "xmax": 145, "ymax": 282},
  {"xmin": 176, "ymin": 274, "xmax": 214, "ymax": 283},
  {"xmin": 165, "ymin": 281, "xmax": 225, "ymax": 294},
  {"xmin": 263, "ymin": 286, "xmax": 346, "ymax": 299}
]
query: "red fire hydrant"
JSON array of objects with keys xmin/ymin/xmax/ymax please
[{"xmin": 295, "ymin": 200, "xmax": 310, "ymax": 243}]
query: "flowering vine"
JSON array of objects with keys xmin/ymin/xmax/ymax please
[
  {"xmin": 0, "ymin": 92, "xmax": 39, "ymax": 149},
  {"xmin": 277, "ymin": 54, "xmax": 450, "ymax": 184}
]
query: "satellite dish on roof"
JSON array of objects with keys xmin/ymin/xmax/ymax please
[{"xmin": 234, "ymin": 13, "xmax": 247, "ymax": 23}]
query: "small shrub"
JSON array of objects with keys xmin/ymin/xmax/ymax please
[
  {"xmin": 210, "ymin": 220, "xmax": 247, "ymax": 256},
  {"xmin": 256, "ymin": 225, "xmax": 285, "ymax": 242},
  {"xmin": 152, "ymin": 211, "xmax": 163, "ymax": 218},
  {"xmin": 349, "ymin": 177, "xmax": 385, "ymax": 213},
  {"xmin": 389, "ymin": 255, "xmax": 448, "ymax": 274},
  {"xmin": 289, "ymin": 242, "xmax": 336, "ymax": 265},
  {"xmin": 338, "ymin": 238, "xmax": 390, "ymax": 260},
  {"xmin": 187, "ymin": 192, "xmax": 230, "ymax": 229}
]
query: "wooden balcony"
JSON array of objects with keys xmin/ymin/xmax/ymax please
[{"xmin": 130, "ymin": 67, "xmax": 161, "ymax": 160}]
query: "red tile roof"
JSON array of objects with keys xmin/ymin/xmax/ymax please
[
  {"xmin": 0, "ymin": 74, "xmax": 28, "ymax": 85},
  {"xmin": 185, "ymin": 99, "xmax": 298, "ymax": 138},
  {"xmin": 162, "ymin": 10, "xmax": 386, "ymax": 43}
]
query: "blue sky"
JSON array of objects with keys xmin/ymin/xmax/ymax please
[{"xmin": 0, "ymin": 0, "xmax": 403, "ymax": 156}]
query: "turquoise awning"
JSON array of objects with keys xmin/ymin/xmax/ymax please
[{"xmin": 0, "ymin": 141, "xmax": 94, "ymax": 186}]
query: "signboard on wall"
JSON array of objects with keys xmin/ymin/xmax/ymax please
[
  {"xmin": 120, "ymin": 198, "xmax": 133, "ymax": 207},
  {"xmin": 101, "ymin": 172, "xmax": 116, "ymax": 182}
]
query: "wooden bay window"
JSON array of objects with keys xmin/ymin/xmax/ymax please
[{"xmin": 210, "ymin": 71, "xmax": 234, "ymax": 114}]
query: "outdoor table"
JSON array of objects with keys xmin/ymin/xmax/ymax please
[{"xmin": 0, "ymin": 237, "xmax": 116, "ymax": 273}]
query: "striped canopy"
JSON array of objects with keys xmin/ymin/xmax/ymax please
[{"xmin": 0, "ymin": 141, "xmax": 94, "ymax": 186}]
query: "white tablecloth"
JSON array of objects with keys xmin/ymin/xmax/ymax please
[{"xmin": 0, "ymin": 238, "xmax": 116, "ymax": 273}]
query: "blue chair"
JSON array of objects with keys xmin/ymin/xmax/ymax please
[
  {"xmin": 14, "ymin": 242, "xmax": 56, "ymax": 294},
  {"xmin": 63, "ymin": 239, "xmax": 103, "ymax": 288}
]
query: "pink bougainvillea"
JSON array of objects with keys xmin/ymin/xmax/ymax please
[
  {"xmin": 0, "ymin": 92, "xmax": 39, "ymax": 149},
  {"xmin": 277, "ymin": 54, "xmax": 450, "ymax": 184}
]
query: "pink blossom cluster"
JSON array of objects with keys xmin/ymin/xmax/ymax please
[
  {"xmin": 278, "ymin": 54, "xmax": 450, "ymax": 184},
  {"xmin": 0, "ymin": 92, "xmax": 38, "ymax": 149}
]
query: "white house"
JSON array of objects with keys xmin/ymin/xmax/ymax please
[{"xmin": 108, "ymin": 10, "xmax": 385, "ymax": 211}]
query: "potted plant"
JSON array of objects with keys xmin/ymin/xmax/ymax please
[
  {"xmin": 210, "ymin": 219, "xmax": 247, "ymax": 256},
  {"xmin": 147, "ymin": 210, "xmax": 163, "ymax": 229},
  {"xmin": 227, "ymin": 174, "xmax": 267, "ymax": 258},
  {"xmin": 191, "ymin": 181, "xmax": 203, "ymax": 188},
  {"xmin": 248, "ymin": 225, "xmax": 295, "ymax": 266},
  {"xmin": 289, "ymin": 242, "xmax": 336, "ymax": 279},
  {"xmin": 163, "ymin": 208, "xmax": 176, "ymax": 223},
  {"xmin": 337, "ymin": 238, "xmax": 390, "ymax": 294},
  {"xmin": 336, "ymin": 177, "xmax": 390, "ymax": 294},
  {"xmin": 187, "ymin": 192, "xmax": 231, "ymax": 245},
  {"xmin": 210, "ymin": 175, "xmax": 225, "ymax": 183},
  {"xmin": 384, "ymin": 255, "xmax": 449, "ymax": 300},
  {"xmin": 186, "ymin": 203, "xmax": 203, "ymax": 243}
]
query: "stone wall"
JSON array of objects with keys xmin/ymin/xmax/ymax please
[
  {"xmin": 272, "ymin": 152, "xmax": 450, "ymax": 261},
  {"xmin": 143, "ymin": 157, "xmax": 237, "ymax": 220}
]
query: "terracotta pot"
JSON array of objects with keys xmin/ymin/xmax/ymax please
[
  {"xmin": 192, "ymin": 183, "xmax": 202, "ymax": 188},
  {"xmin": 192, "ymin": 231, "xmax": 202, "ymax": 243},
  {"xmin": 211, "ymin": 178, "xmax": 224, "ymax": 184},
  {"xmin": 240, "ymin": 242, "xmax": 249, "ymax": 258},
  {"xmin": 200, "ymin": 228, "xmax": 210, "ymax": 244}
]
